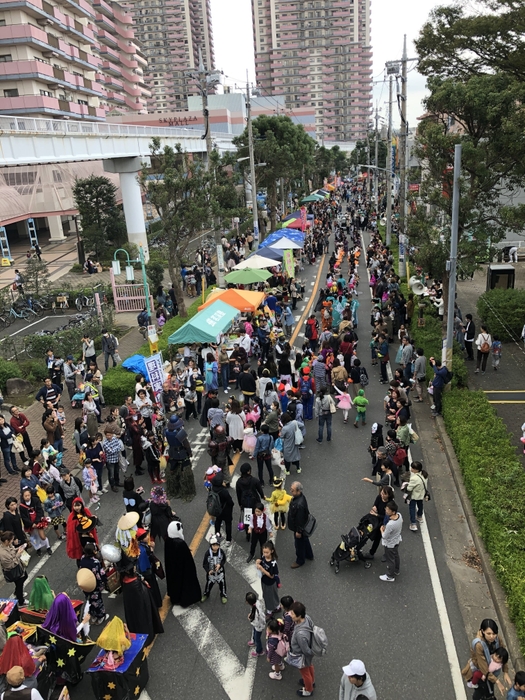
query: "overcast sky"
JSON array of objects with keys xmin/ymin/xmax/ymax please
[{"xmin": 209, "ymin": 0, "xmax": 442, "ymax": 133}]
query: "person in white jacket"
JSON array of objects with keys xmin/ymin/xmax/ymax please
[
  {"xmin": 475, "ymin": 324, "xmax": 492, "ymax": 375},
  {"xmin": 339, "ymin": 659, "xmax": 377, "ymax": 700}
]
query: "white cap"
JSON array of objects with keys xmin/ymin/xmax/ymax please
[
  {"xmin": 209, "ymin": 535, "xmax": 219, "ymax": 545},
  {"xmin": 342, "ymin": 659, "xmax": 366, "ymax": 677}
]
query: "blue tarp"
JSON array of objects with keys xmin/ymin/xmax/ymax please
[
  {"xmin": 258, "ymin": 229, "xmax": 305, "ymax": 249},
  {"xmin": 122, "ymin": 353, "xmax": 148, "ymax": 378}
]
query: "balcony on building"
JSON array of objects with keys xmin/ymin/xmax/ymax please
[
  {"xmin": 53, "ymin": 0, "xmax": 94, "ymax": 20},
  {"xmin": 0, "ymin": 93, "xmax": 105, "ymax": 118}
]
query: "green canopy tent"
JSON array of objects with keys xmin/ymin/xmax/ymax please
[
  {"xmin": 224, "ymin": 269, "xmax": 272, "ymax": 284},
  {"xmin": 300, "ymin": 194, "xmax": 325, "ymax": 203},
  {"xmin": 168, "ymin": 300, "xmax": 239, "ymax": 345}
]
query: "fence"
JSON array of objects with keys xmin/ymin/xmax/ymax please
[{"xmin": 110, "ymin": 269, "xmax": 154, "ymax": 314}]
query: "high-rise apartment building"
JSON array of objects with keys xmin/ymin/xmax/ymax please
[
  {"xmin": 0, "ymin": 0, "xmax": 149, "ymax": 120},
  {"xmin": 122, "ymin": 0, "xmax": 214, "ymax": 113},
  {"xmin": 252, "ymin": 0, "xmax": 372, "ymax": 143}
]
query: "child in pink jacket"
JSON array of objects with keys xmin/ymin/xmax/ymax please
[{"xmin": 334, "ymin": 385, "xmax": 353, "ymax": 424}]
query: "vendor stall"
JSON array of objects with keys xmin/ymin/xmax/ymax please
[{"xmin": 198, "ymin": 289, "xmax": 265, "ymax": 313}]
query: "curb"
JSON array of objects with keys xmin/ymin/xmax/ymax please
[{"xmin": 433, "ymin": 412, "xmax": 525, "ymax": 671}]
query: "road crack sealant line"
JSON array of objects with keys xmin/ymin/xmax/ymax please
[{"xmin": 362, "ymin": 231, "xmax": 468, "ymax": 699}]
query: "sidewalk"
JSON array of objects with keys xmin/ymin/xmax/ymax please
[{"xmin": 456, "ymin": 263, "xmax": 525, "ymax": 454}]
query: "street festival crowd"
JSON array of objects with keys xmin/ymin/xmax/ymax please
[{"xmin": 0, "ymin": 186, "xmax": 520, "ymax": 700}]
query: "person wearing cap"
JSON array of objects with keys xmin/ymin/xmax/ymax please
[
  {"xmin": 201, "ymin": 535, "xmax": 228, "ymax": 604},
  {"xmin": 1, "ymin": 666, "xmax": 44, "ymax": 700},
  {"xmin": 339, "ymin": 659, "xmax": 377, "ymax": 700}
]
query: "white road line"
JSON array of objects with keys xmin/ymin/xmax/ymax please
[
  {"xmin": 225, "ymin": 542, "xmax": 263, "ymax": 597},
  {"xmin": 172, "ymin": 605, "xmax": 257, "ymax": 700}
]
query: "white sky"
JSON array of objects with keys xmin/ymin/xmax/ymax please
[{"xmin": 209, "ymin": 0, "xmax": 442, "ymax": 134}]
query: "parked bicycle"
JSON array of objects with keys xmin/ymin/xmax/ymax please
[{"xmin": 75, "ymin": 285, "xmax": 104, "ymax": 311}]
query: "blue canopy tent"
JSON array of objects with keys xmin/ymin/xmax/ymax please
[
  {"xmin": 249, "ymin": 247, "xmax": 283, "ymax": 261},
  {"xmin": 259, "ymin": 229, "xmax": 305, "ymax": 249}
]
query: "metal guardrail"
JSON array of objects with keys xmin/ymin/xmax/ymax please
[{"xmin": 0, "ymin": 114, "xmax": 227, "ymax": 140}]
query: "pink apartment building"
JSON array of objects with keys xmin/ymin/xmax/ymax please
[
  {"xmin": 121, "ymin": 0, "xmax": 214, "ymax": 113},
  {"xmin": 252, "ymin": 0, "xmax": 372, "ymax": 143},
  {"xmin": 0, "ymin": 0, "xmax": 150, "ymax": 120}
]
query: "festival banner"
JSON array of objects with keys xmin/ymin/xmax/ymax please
[
  {"xmin": 144, "ymin": 352, "xmax": 164, "ymax": 401},
  {"xmin": 282, "ymin": 250, "xmax": 295, "ymax": 278}
]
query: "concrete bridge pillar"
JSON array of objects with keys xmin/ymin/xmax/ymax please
[{"xmin": 103, "ymin": 156, "xmax": 151, "ymax": 261}]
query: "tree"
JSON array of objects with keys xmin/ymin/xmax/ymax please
[
  {"xmin": 313, "ymin": 145, "xmax": 351, "ymax": 188},
  {"xmin": 140, "ymin": 138, "xmax": 213, "ymax": 318},
  {"xmin": 23, "ymin": 257, "xmax": 50, "ymax": 297},
  {"xmin": 73, "ymin": 175, "xmax": 127, "ymax": 260},
  {"xmin": 349, "ymin": 133, "xmax": 387, "ymax": 174},
  {"xmin": 407, "ymin": 71, "xmax": 525, "ymax": 327},
  {"xmin": 209, "ymin": 151, "xmax": 249, "ymax": 233},
  {"xmin": 233, "ymin": 115, "xmax": 317, "ymax": 231},
  {"xmin": 415, "ymin": 1, "xmax": 525, "ymax": 83}
]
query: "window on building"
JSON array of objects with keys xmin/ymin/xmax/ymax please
[
  {"xmin": 0, "ymin": 54, "xmax": 12, "ymax": 62},
  {"xmin": 40, "ymin": 89, "xmax": 53, "ymax": 97},
  {"xmin": 0, "ymin": 19, "xmax": 6, "ymax": 26},
  {"xmin": 78, "ymin": 99, "xmax": 88, "ymax": 105},
  {"xmin": 4, "ymin": 88, "xmax": 18, "ymax": 97}
]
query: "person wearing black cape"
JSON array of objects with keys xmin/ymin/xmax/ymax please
[
  {"xmin": 164, "ymin": 520, "xmax": 202, "ymax": 607},
  {"xmin": 118, "ymin": 552, "xmax": 164, "ymax": 645},
  {"xmin": 136, "ymin": 527, "xmax": 163, "ymax": 608}
]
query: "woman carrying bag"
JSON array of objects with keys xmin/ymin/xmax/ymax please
[{"xmin": 0, "ymin": 530, "xmax": 28, "ymax": 605}]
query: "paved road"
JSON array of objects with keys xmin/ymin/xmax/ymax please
[
  {"xmin": 0, "ymin": 311, "xmax": 80, "ymax": 342},
  {"xmin": 0, "ymin": 233, "xmax": 470, "ymax": 700}
]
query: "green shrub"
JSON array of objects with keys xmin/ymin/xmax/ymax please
[
  {"xmin": 102, "ymin": 365, "xmax": 136, "ymax": 406},
  {"xmin": 70, "ymin": 264, "xmax": 83, "ymax": 274},
  {"xmin": 18, "ymin": 360, "xmax": 48, "ymax": 384},
  {"xmin": 477, "ymin": 288, "xmax": 525, "ymax": 342},
  {"xmin": 443, "ymin": 390, "xmax": 525, "ymax": 655},
  {"xmin": 0, "ymin": 358, "xmax": 22, "ymax": 392}
]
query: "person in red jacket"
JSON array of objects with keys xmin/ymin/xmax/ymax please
[
  {"xmin": 66, "ymin": 497, "xmax": 99, "ymax": 566},
  {"xmin": 9, "ymin": 406, "xmax": 32, "ymax": 465},
  {"xmin": 305, "ymin": 315, "xmax": 319, "ymax": 353}
]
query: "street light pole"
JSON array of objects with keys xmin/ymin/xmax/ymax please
[
  {"xmin": 443, "ymin": 144, "xmax": 461, "ymax": 369},
  {"xmin": 246, "ymin": 78, "xmax": 260, "ymax": 243},
  {"xmin": 386, "ymin": 74, "xmax": 393, "ymax": 246},
  {"xmin": 113, "ymin": 246, "xmax": 151, "ymax": 318},
  {"xmin": 374, "ymin": 107, "xmax": 379, "ymax": 206}
]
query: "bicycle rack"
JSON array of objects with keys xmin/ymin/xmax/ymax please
[
  {"xmin": 27, "ymin": 218, "xmax": 39, "ymax": 248},
  {"xmin": 0, "ymin": 227, "xmax": 13, "ymax": 263}
]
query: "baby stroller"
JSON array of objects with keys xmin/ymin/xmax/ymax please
[{"xmin": 329, "ymin": 513, "xmax": 379, "ymax": 573}]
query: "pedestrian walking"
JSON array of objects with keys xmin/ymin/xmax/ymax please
[
  {"xmin": 211, "ymin": 473, "xmax": 234, "ymax": 545},
  {"xmin": 461, "ymin": 619, "xmax": 511, "ymax": 699},
  {"xmin": 289, "ymin": 601, "xmax": 316, "ymax": 697},
  {"xmin": 412, "ymin": 348, "xmax": 427, "ymax": 402},
  {"xmin": 102, "ymin": 430, "xmax": 124, "ymax": 492},
  {"xmin": 288, "ymin": 482, "xmax": 314, "ymax": 569},
  {"xmin": 298, "ymin": 368, "xmax": 314, "ymax": 421},
  {"xmin": 280, "ymin": 414, "xmax": 301, "ymax": 474},
  {"xmin": 475, "ymin": 325, "xmax": 492, "ymax": 374},
  {"xmin": 101, "ymin": 329, "xmax": 119, "ymax": 371},
  {"xmin": 464, "ymin": 314, "xmax": 476, "ymax": 361},
  {"xmin": 429, "ymin": 357, "xmax": 449, "ymax": 417},
  {"xmin": 491, "ymin": 336, "xmax": 502, "ymax": 370},
  {"xmin": 339, "ymin": 659, "xmax": 377, "ymax": 700},
  {"xmin": 265, "ymin": 476, "xmax": 292, "ymax": 530},
  {"xmin": 201, "ymin": 535, "xmax": 228, "ymax": 604},
  {"xmin": 379, "ymin": 500, "xmax": 402, "ymax": 582},
  {"xmin": 404, "ymin": 461, "xmax": 429, "ymax": 531},
  {"xmin": 266, "ymin": 617, "xmax": 287, "ymax": 680},
  {"xmin": 245, "ymin": 591, "xmax": 266, "ymax": 658},
  {"xmin": 253, "ymin": 424, "xmax": 275, "ymax": 486},
  {"xmin": 315, "ymin": 387, "xmax": 335, "ymax": 442},
  {"xmin": 353, "ymin": 389, "xmax": 369, "ymax": 428}
]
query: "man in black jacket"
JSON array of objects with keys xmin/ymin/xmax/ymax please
[
  {"xmin": 211, "ymin": 473, "xmax": 234, "ymax": 545},
  {"xmin": 464, "ymin": 314, "xmax": 475, "ymax": 361},
  {"xmin": 238, "ymin": 365, "xmax": 257, "ymax": 405},
  {"xmin": 288, "ymin": 481, "xmax": 314, "ymax": 568},
  {"xmin": 235, "ymin": 463, "xmax": 264, "ymax": 541}
]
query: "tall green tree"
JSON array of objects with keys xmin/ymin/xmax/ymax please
[
  {"xmin": 313, "ymin": 145, "xmax": 350, "ymax": 188},
  {"xmin": 23, "ymin": 257, "xmax": 50, "ymax": 297},
  {"xmin": 140, "ymin": 138, "xmax": 213, "ymax": 317},
  {"xmin": 233, "ymin": 115, "xmax": 316, "ymax": 232},
  {"xmin": 73, "ymin": 175, "xmax": 127, "ymax": 260}
]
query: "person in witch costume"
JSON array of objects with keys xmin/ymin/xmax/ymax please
[
  {"xmin": 164, "ymin": 520, "xmax": 201, "ymax": 607},
  {"xmin": 164, "ymin": 416, "xmax": 195, "ymax": 501},
  {"xmin": 116, "ymin": 541, "xmax": 164, "ymax": 645},
  {"xmin": 135, "ymin": 528, "xmax": 163, "ymax": 608},
  {"xmin": 66, "ymin": 497, "xmax": 99, "ymax": 567},
  {"xmin": 28, "ymin": 575, "xmax": 55, "ymax": 612}
]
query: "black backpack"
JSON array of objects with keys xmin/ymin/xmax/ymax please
[
  {"xmin": 305, "ymin": 323, "xmax": 313, "ymax": 339},
  {"xmin": 206, "ymin": 491, "xmax": 222, "ymax": 517}
]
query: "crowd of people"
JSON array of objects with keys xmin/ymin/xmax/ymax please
[{"xmin": 0, "ymin": 184, "xmax": 520, "ymax": 700}]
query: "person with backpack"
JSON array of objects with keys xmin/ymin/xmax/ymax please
[
  {"xmin": 475, "ymin": 324, "xmax": 492, "ymax": 375},
  {"xmin": 210, "ymin": 472, "xmax": 234, "ymax": 546},
  {"xmin": 314, "ymin": 387, "xmax": 335, "ymax": 443},
  {"xmin": 101, "ymin": 329, "xmax": 119, "ymax": 371},
  {"xmin": 245, "ymin": 591, "xmax": 266, "ymax": 658},
  {"xmin": 305, "ymin": 315, "xmax": 319, "ymax": 353},
  {"xmin": 253, "ymin": 425, "xmax": 275, "ymax": 487},
  {"xmin": 298, "ymin": 368, "xmax": 315, "ymax": 421},
  {"xmin": 289, "ymin": 601, "xmax": 320, "ymax": 697},
  {"xmin": 429, "ymin": 357, "xmax": 450, "ymax": 418},
  {"xmin": 491, "ymin": 335, "xmax": 502, "ymax": 371},
  {"xmin": 266, "ymin": 617, "xmax": 288, "ymax": 680},
  {"xmin": 349, "ymin": 358, "xmax": 368, "ymax": 397},
  {"xmin": 236, "ymin": 463, "xmax": 265, "ymax": 539}
]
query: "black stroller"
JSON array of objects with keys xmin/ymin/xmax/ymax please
[{"xmin": 329, "ymin": 513, "xmax": 380, "ymax": 573}]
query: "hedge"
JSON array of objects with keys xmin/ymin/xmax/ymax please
[
  {"xmin": 0, "ymin": 359, "xmax": 22, "ymax": 392},
  {"xmin": 443, "ymin": 390, "xmax": 525, "ymax": 655},
  {"xmin": 102, "ymin": 287, "xmax": 215, "ymax": 406},
  {"xmin": 477, "ymin": 288, "xmax": 525, "ymax": 343}
]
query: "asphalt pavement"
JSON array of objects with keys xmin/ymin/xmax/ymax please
[{"xmin": 0, "ymin": 233, "xmax": 472, "ymax": 700}]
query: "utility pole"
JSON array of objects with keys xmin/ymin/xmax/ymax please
[
  {"xmin": 374, "ymin": 106, "xmax": 379, "ymax": 207},
  {"xmin": 398, "ymin": 35, "xmax": 408, "ymax": 278},
  {"xmin": 246, "ymin": 78, "xmax": 260, "ymax": 243},
  {"xmin": 443, "ymin": 144, "xmax": 461, "ymax": 369},
  {"xmin": 187, "ymin": 47, "xmax": 221, "ymax": 171},
  {"xmin": 385, "ymin": 74, "xmax": 393, "ymax": 246}
]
